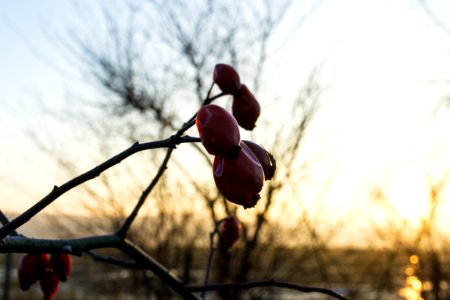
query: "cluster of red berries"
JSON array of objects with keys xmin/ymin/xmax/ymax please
[
  {"xmin": 212, "ymin": 64, "xmax": 261, "ymax": 130},
  {"xmin": 196, "ymin": 64, "xmax": 275, "ymax": 208},
  {"xmin": 217, "ymin": 216, "xmax": 242, "ymax": 248},
  {"xmin": 18, "ymin": 253, "xmax": 72, "ymax": 300}
]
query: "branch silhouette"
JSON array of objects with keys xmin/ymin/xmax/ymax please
[
  {"xmin": 0, "ymin": 136, "xmax": 199, "ymax": 240},
  {"xmin": 187, "ymin": 280, "xmax": 350, "ymax": 300},
  {"xmin": 0, "ymin": 84, "xmax": 351, "ymax": 300}
]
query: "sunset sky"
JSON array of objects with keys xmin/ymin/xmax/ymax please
[{"xmin": 2, "ymin": 0, "xmax": 450, "ymax": 244}]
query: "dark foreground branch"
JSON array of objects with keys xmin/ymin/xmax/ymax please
[
  {"xmin": 0, "ymin": 136, "xmax": 199, "ymax": 240},
  {"xmin": 118, "ymin": 239, "xmax": 201, "ymax": 300},
  {"xmin": 0, "ymin": 234, "xmax": 200, "ymax": 299},
  {"xmin": 0, "ymin": 235, "xmax": 350, "ymax": 300},
  {"xmin": 0, "ymin": 211, "xmax": 18, "ymax": 237},
  {"xmin": 86, "ymin": 250, "xmax": 140, "ymax": 269},
  {"xmin": 187, "ymin": 280, "xmax": 351, "ymax": 300},
  {"xmin": 0, "ymin": 234, "xmax": 121, "ymax": 255}
]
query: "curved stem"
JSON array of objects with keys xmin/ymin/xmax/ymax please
[
  {"xmin": 202, "ymin": 230, "xmax": 217, "ymax": 298},
  {"xmin": 187, "ymin": 280, "xmax": 351, "ymax": 300}
]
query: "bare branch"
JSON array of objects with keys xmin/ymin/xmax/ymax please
[
  {"xmin": 117, "ymin": 147, "xmax": 174, "ymax": 237},
  {"xmin": 86, "ymin": 250, "xmax": 140, "ymax": 269},
  {"xmin": 0, "ymin": 211, "xmax": 18, "ymax": 237},
  {"xmin": 0, "ymin": 234, "xmax": 201, "ymax": 299},
  {"xmin": 186, "ymin": 279, "xmax": 351, "ymax": 300},
  {"xmin": 119, "ymin": 239, "xmax": 201, "ymax": 300},
  {"xmin": 0, "ymin": 136, "xmax": 199, "ymax": 240},
  {"xmin": 0, "ymin": 234, "xmax": 121, "ymax": 255}
]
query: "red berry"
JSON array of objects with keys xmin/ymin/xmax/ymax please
[
  {"xmin": 218, "ymin": 216, "xmax": 242, "ymax": 248},
  {"xmin": 40, "ymin": 272, "xmax": 60, "ymax": 300},
  {"xmin": 18, "ymin": 255, "xmax": 37, "ymax": 291},
  {"xmin": 196, "ymin": 104, "xmax": 240, "ymax": 156},
  {"xmin": 50, "ymin": 253, "xmax": 72, "ymax": 282},
  {"xmin": 232, "ymin": 84, "xmax": 260, "ymax": 130},
  {"xmin": 18, "ymin": 254, "xmax": 49, "ymax": 291},
  {"xmin": 34, "ymin": 254, "xmax": 50, "ymax": 278},
  {"xmin": 213, "ymin": 142, "xmax": 264, "ymax": 208},
  {"xmin": 242, "ymin": 140, "xmax": 276, "ymax": 180},
  {"xmin": 213, "ymin": 64, "xmax": 241, "ymax": 94}
]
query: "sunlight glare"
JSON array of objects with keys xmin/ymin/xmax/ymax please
[
  {"xmin": 409, "ymin": 255, "xmax": 419, "ymax": 265},
  {"xmin": 400, "ymin": 255, "xmax": 424, "ymax": 300}
]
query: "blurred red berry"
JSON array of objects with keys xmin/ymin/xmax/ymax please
[
  {"xmin": 50, "ymin": 253, "xmax": 72, "ymax": 282},
  {"xmin": 232, "ymin": 84, "xmax": 260, "ymax": 130},
  {"xmin": 213, "ymin": 63, "xmax": 241, "ymax": 94},
  {"xmin": 218, "ymin": 216, "xmax": 242, "ymax": 248},
  {"xmin": 34, "ymin": 254, "xmax": 50, "ymax": 279},
  {"xmin": 18, "ymin": 254, "xmax": 49, "ymax": 291},
  {"xmin": 40, "ymin": 271, "xmax": 60, "ymax": 300},
  {"xmin": 18, "ymin": 255, "xmax": 37, "ymax": 291},
  {"xmin": 242, "ymin": 140, "xmax": 276, "ymax": 180},
  {"xmin": 196, "ymin": 104, "xmax": 240, "ymax": 156},
  {"xmin": 213, "ymin": 142, "xmax": 264, "ymax": 208}
]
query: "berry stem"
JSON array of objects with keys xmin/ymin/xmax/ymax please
[
  {"xmin": 178, "ymin": 91, "xmax": 227, "ymax": 136},
  {"xmin": 206, "ymin": 81, "xmax": 215, "ymax": 100},
  {"xmin": 202, "ymin": 230, "xmax": 217, "ymax": 299}
]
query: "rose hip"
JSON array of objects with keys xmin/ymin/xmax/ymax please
[
  {"xmin": 50, "ymin": 253, "xmax": 72, "ymax": 282},
  {"xmin": 18, "ymin": 254, "xmax": 49, "ymax": 291},
  {"xmin": 40, "ymin": 271, "xmax": 60, "ymax": 300},
  {"xmin": 196, "ymin": 104, "xmax": 240, "ymax": 156},
  {"xmin": 232, "ymin": 84, "xmax": 260, "ymax": 130},
  {"xmin": 242, "ymin": 140, "xmax": 276, "ymax": 180},
  {"xmin": 213, "ymin": 142, "xmax": 264, "ymax": 208},
  {"xmin": 218, "ymin": 216, "xmax": 242, "ymax": 248},
  {"xmin": 213, "ymin": 63, "xmax": 241, "ymax": 94}
]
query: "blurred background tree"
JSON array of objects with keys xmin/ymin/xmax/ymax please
[{"xmin": 26, "ymin": 0, "xmax": 335, "ymax": 299}]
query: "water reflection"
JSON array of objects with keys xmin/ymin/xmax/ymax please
[{"xmin": 399, "ymin": 255, "xmax": 424, "ymax": 300}]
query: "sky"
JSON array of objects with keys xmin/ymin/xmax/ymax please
[
  {"xmin": 2, "ymin": 0, "xmax": 450, "ymax": 244},
  {"xmin": 274, "ymin": 0, "xmax": 450, "ymax": 231}
]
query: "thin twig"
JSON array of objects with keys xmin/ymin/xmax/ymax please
[
  {"xmin": 205, "ymin": 82, "xmax": 215, "ymax": 100},
  {"xmin": 0, "ymin": 136, "xmax": 199, "ymax": 240},
  {"xmin": 86, "ymin": 250, "xmax": 140, "ymax": 268},
  {"xmin": 177, "ymin": 92, "xmax": 226, "ymax": 134},
  {"xmin": 187, "ymin": 279, "xmax": 351, "ymax": 300},
  {"xmin": 116, "ymin": 147, "xmax": 174, "ymax": 237},
  {"xmin": 116, "ymin": 91, "xmax": 226, "ymax": 237},
  {"xmin": 201, "ymin": 230, "xmax": 217, "ymax": 299},
  {"xmin": 0, "ymin": 211, "xmax": 18, "ymax": 237}
]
